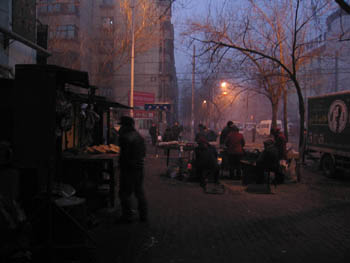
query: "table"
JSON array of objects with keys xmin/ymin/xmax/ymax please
[
  {"xmin": 62, "ymin": 153, "xmax": 119, "ymax": 208},
  {"xmin": 157, "ymin": 142, "xmax": 197, "ymax": 177}
]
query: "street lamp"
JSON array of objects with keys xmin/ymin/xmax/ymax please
[
  {"xmin": 130, "ymin": 0, "xmax": 135, "ymax": 117},
  {"xmin": 221, "ymin": 81, "xmax": 227, "ymax": 88}
]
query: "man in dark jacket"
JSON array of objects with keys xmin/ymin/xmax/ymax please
[
  {"xmin": 171, "ymin": 122, "xmax": 183, "ymax": 141},
  {"xmin": 219, "ymin": 121, "xmax": 233, "ymax": 147},
  {"xmin": 117, "ymin": 116, "xmax": 148, "ymax": 223},
  {"xmin": 149, "ymin": 122, "xmax": 158, "ymax": 146},
  {"xmin": 225, "ymin": 125, "xmax": 245, "ymax": 179},
  {"xmin": 195, "ymin": 124, "xmax": 207, "ymax": 143}
]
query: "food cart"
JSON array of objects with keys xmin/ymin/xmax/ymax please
[
  {"xmin": 157, "ymin": 141, "xmax": 198, "ymax": 178},
  {"xmin": 8, "ymin": 64, "xmax": 130, "ymax": 256}
]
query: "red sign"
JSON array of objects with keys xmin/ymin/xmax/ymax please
[
  {"xmin": 132, "ymin": 91, "xmax": 155, "ymax": 106},
  {"xmin": 130, "ymin": 91, "xmax": 155, "ymax": 119}
]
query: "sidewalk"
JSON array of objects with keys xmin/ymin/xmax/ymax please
[{"xmin": 90, "ymin": 149, "xmax": 350, "ymax": 263}]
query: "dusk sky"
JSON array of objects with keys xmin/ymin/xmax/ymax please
[{"xmin": 172, "ymin": 0, "xmax": 239, "ymax": 82}]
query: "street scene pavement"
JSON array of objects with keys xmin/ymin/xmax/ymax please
[{"xmin": 91, "ymin": 143, "xmax": 350, "ymax": 263}]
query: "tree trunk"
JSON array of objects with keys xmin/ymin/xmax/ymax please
[
  {"xmin": 271, "ymin": 99, "xmax": 279, "ymax": 130},
  {"xmin": 292, "ymin": 76, "xmax": 305, "ymax": 151},
  {"xmin": 283, "ymin": 86, "xmax": 289, "ymax": 142}
]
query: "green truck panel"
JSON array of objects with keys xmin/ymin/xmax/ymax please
[{"xmin": 307, "ymin": 91, "xmax": 350, "ymax": 153}]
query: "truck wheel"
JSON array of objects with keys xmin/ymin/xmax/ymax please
[{"xmin": 321, "ymin": 154, "xmax": 335, "ymax": 177}]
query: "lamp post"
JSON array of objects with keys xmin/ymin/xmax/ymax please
[{"xmin": 130, "ymin": 0, "xmax": 135, "ymax": 117}]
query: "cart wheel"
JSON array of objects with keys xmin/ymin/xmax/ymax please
[{"xmin": 321, "ymin": 154, "xmax": 335, "ymax": 177}]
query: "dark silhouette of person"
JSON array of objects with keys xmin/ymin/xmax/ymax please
[
  {"xmin": 270, "ymin": 127, "xmax": 287, "ymax": 184},
  {"xmin": 194, "ymin": 137, "xmax": 219, "ymax": 187},
  {"xmin": 117, "ymin": 116, "xmax": 148, "ymax": 223},
  {"xmin": 149, "ymin": 122, "xmax": 158, "ymax": 146},
  {"xmin": 195, "ymin": 124, "xmax": 207, "ymax": 143},
  {"xmin": 220, "ymin": 121, "xmax": 234, "ymax": 147},
  {"xmin": 171, "ymin": 122, "xmax": 183, "ymax": 141},
  {"xmin": 255, "ymin": 139, "xmax": 279, "ymax": 184}
]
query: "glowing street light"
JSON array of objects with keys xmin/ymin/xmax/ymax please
[{"xmin": 221, "ymin": 82, "xmax": 227, "ymax": 88}]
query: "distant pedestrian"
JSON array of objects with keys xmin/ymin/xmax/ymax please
[
  {"xmin": 195, "ymin": 124, "xmax": 207, "ymax": 143},
  {"xmin": 171, "ymin": 122, "xmax": 183, "ymax": 141},
  {"xmin": 149, "ymin": 122, "xmax": 158, "ymax": 146},
  {"xmin": 252, "ymin": 125, "xmax": 256, "ymax": 143},
  {"xmin": 162, "ymin": 126, "xmax": 173, "ymax": 142},
  {"xmin": 225, "ymin": 125, "xmax": 245, "ymax": 179},
  {"xmin": 117, "ymin": 116, "xmax": 148, "ymax": 223},
  {"xmin": 206, "ymin": 128, "xmax": 218, "ymax": 142}
]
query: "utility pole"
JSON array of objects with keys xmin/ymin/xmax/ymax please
[
  {"xmin": 191, "ymin": 45, "xmax": 195, "ymax": 141},
  {"xmin": 130, "ymin": 0, "xmax": 135, "ymax": 117}
]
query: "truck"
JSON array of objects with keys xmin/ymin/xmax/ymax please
[{"xmin": 306, "ymin": 91, "xmax": 350, "ymax": 176}]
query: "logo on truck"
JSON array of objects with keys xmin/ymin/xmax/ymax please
[{"xmin": 328, "ymin": 100, "xmax": 348, "ymax": 133}]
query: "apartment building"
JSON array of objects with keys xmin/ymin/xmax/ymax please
[
  {"xmin": 0, "ymin": 0, "xmax": 50, "ymax": 78},
  {"xmin": 37, "ymin": 0, "xmax": 178, "ymax": 128}
]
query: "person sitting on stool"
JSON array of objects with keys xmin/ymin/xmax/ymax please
[{"xmin": 255, "ymin": 139, "xmax": 279, "ymax": 184}]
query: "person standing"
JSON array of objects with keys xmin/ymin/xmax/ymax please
[
  {"xmin": 195, "ymin": 124, "xmax": 207, "ymax": 143},
  {"xmin": 270, "ymin": 127, "xmax": 287, "ymax": 184},
  {"xmin": 149, "ymin": 122, "xmax": 158, "ymax": 146},
  {"xmin": 251, "ymin": 124, "xmax": 256, "ymax": 143},
  {"xmin": 219, "ymin": 121, "xmax": 233, "ymax": 147},
  {"xmin": 171, "ymin": 121, "xmax": 183, "ymax": 141},
  {"xmin": 270, "ymin": 128, "xmax": 287, "ymax": 160},
  {"xmin": 225, "ymin": 125, "xmax": 245, "ymax": 179},
  {"xmin": 117, "ymin": 116, "xmax": 148, "ymax": 223}
]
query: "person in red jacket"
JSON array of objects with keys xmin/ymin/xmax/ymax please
[{"xmin": 225, "ymin": 125, "xmax": 245, "ymax": 179}]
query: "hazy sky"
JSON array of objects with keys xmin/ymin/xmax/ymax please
[
  {"xmin": 172, "ymin": 0, "xmax": 238, "ymax": 80},
  {"xmin": 172, "ymin": 0, "xmax": 218, "ymax": 74}
]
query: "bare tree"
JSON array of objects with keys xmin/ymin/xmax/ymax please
[
  {"xmin": 335, "ymin": 0, "xmax": 350, "ymax": 13},
  {"xmin": 37, "ymin": 0, "xmax": 176, "ymax": 97},
  {"xmin": 185, "ymin": 0, "xmax": 334, "ymax": 151}
]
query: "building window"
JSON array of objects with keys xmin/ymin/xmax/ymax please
[
  {"xmin": 102, "ymin": 17, "xmax": 114, "ymax": 30},
  {"xmin": 102, "ymin": 0, "xmax": 115, "ymax": 5},
  {"xmin": 99, "ymin": 61, "xmax": 114, "ymax": 75},
  {"xmin": 39, "ymin": 0, "xmax": 61, "ymax": 13},
  {"xmin": 49, "ymin": 25, "xmax": 79, "ymax": 40},
  {"xmin": 67, "ymin": 0, "xmax": 79, "ymax": 13},
  {"xmin": 100, "ymin": 86, "xmax": 113, "ymax": 97}
]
